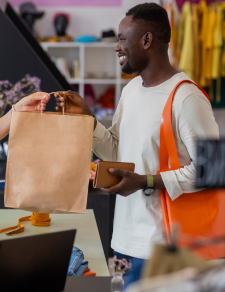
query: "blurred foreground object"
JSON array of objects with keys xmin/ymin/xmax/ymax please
[
  {"xmin": 196, "ymin": 139, "xmax": 225, "ymax": 188},
  {"xmin": 142, "ymin": 244, "xmax": 210, "ymax": 279},
  {"xmin": 126, "ymin": 264, "xmax": 225, "ymax": 292}
]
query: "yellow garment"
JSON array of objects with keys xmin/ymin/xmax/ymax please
[
  {"xmin": 0, "ymin": 213, "xmax": 51, "ymax": 235},
  {"xmin": 211, "ymin": 4, "xmax": 223, "ymax": 103},
  {"xmin": 199, "ymin": 1, "xmax": 210, "ymax": 87},
  {"xmin": 220, "ymin": 3, "xmax": 225, "ymax": 77},
  {"xmin": 212, "ymin": 4, "xmax": 223, "ymax": 79},
  {"xmin": 179, "ymin": 2, "xmax": 194, "ymax": 79},
  {"xmin": 192, "ymin": 4, "xmax": 200, "ymax": 83},
  {"xmin": 205, "ymin": 8, "xmax": 216, "ymax": 81}
]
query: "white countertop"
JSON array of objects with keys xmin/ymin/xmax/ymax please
[{"xmin": 0, "ymin": 209, "xmax": 109, "ymax": 276}]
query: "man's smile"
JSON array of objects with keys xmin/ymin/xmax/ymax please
[{"xmin": 118, "ymin": 54, "xmax": 127, "ymax": 66}]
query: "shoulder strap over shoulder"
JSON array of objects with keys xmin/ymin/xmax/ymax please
[{"xmin": 159, "ymin": 80, "xmax": 210, "ymax": 171}]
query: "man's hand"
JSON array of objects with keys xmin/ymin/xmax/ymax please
[
  {"xmin": 55, "ymin": 90, "xmax": 97, "ymax": 129},
  {"xmin": 55, "ymin": 90, "xmax": 93, "ymax": 116},
  {"xmin": 103, "ymin": 168, "xmax": 147, "ymax": 196}
]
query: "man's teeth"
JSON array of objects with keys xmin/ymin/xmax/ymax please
[{"xmin": 120, "ymin": 56, "xmax": 126, "ymax": 60}]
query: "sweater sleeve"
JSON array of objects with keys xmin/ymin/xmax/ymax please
[
  {"xmin": 92, "ymin": 96, "xmax": 123, "ymax": 161},
  {"xmin": 160, "ymin": 93, "xmax": 219, "ymax": 201}
]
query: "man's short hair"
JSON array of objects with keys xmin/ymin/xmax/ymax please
[{"xmin": 126, "ymin": 3, "xmax": 171, "ymax": 45}]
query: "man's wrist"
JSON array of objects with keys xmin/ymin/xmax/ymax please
[{"xmin": 139, "ymin": 175, "xmax": 148, "ymax": 189}]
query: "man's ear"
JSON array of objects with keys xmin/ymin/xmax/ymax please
[{"xmin": 142, "ymin": 32, "xmax": 153, "ymax": 49}]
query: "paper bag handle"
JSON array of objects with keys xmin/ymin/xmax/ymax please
[{"xmin": 41, "ymin": 92, "xmax": 65, "ymax": 115}]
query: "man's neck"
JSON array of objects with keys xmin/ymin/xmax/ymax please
[{"xmin": 140, "ymin": 57, "xmax": 179, "ymax": 88}]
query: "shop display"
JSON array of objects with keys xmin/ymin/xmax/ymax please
[
  {"xmin": 19, "ymin": 2, "xmax": 44, "ymax": 34},
  {"xmin": 100, "ymin": 29, "xmax": 118, "ymax": 42},
  {"xmin": 76, "ymin": 35, "xmax": 98, "ymax": 43},
  {"xmin": 40, "ymin": 12, "xmax": 73, "ymax": 42},
  {"xmin": 166, "ymin": 0, "xmax": 225, "ymax": 105},
  {"xmin": 67, "ymin": 246, "xmax": 96, "ymax": 277}
]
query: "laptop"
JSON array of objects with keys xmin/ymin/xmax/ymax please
[{"xmin": 0, "ymin": 229, "xmax": 76, "ymax": 292}]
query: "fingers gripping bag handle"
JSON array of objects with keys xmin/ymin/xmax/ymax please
[{"xmin": 41, "ymin": 92, "xmax": 65, "ymax": 115}]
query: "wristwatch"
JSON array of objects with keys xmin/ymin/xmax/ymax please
[{"xmin": 143, "ymin": 174, "xmax": 155, "ymax": 196}]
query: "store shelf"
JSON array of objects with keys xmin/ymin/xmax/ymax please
[
  {"xmin": 68, "ymin": 78, "xmax": 81, "ymax": 84},
  {"xmin": 41, "ymin": 42, "xmax": 117, "ymax": 49},
  {"xmin": 41, "ymin": 42, "xmax": 127, "ymax": 105},
  {"xmin": 68, "ymin": 78, "xmax": 132, "ymax": 85},
  {"xmin": 84, "ymin": 79, "xmax": 117, "ymax": 84}
]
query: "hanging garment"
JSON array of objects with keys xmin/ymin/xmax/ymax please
[
  {"xmin": 211, "ymin": 4, "xmax": 223, "ymax": 79},
  {"xmin": 211, "ymin": 4, "xmax": 223, "ymax": 103},
  {"xmin": 192, "ymin": 4, "xmax": 200, "ymax": 84},
  {"xmin": 67, "ymin": 246, "xmax": 89, "ymax": 276},
  {"xmin": 220, "ymin": 3, "xmax": 225, "ymax": 77},
  {"xmin": 179, "ymin": 2, "xmax": 194, "ymax": 79},
  {"xmin": 205, "ymin": 7, "xmax": 216, "ymax": 81},
  {"xmin": 199, "ymin": 1, "xmax": 210, "ymax": 88}
]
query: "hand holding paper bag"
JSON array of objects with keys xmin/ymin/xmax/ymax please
[
  {"xmin": 0, "ymin": 92, "xmax": 50, "ymax": 141},
  {"xmin": 55, "ymin": 91, "xmax": 97, "ymax": 129}
]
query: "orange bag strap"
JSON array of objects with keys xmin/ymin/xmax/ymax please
[
  {"xmin": 160, "ymin": 80, "xmax": 210, "ymax": 171},
  {"xmin": 0, "ymin": 213, "xmax": 51, "ymax": 236},
  {"xmin": 158, "ymin": 80, "xmax": 210, "ymax": 244}
]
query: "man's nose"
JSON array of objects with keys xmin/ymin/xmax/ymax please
[{"xmin": 115, "ymin": 42, "xmax": 121, "ymax": 52}]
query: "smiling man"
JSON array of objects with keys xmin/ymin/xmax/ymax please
[{"xmin": 55, "ymin": 3, "xmax": 218, "ymax": 274}]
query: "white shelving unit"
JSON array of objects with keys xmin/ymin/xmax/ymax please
[{"xmin": 41, "ymin": 42, "xmax": 132, "ymax": 107}]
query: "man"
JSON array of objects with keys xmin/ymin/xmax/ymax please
[{"xmin": 55, "ymin": 3, "xmax": 218, "ymax": 272}]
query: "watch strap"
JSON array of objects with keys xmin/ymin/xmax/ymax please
[{"xmin": 147, "ymin": 174, "xmax": 154, "ymax": 188}]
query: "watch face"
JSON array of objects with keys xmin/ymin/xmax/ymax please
[{"xmin": 144, "ymin": 187, "xmax": 155, "ymax": 196}]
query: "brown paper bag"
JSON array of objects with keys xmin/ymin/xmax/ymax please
[{"xmin": 5, "ymin": 111, "xmax": 94, "ymax": 214}]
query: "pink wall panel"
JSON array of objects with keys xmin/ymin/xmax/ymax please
[{"xmin": 9, "ymin": 0, "xmax": 122, "ymax": 7}]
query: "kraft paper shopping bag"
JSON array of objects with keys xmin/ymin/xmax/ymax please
[{"xmin": 5, "ymin": 111, "xmax": 94, "ymax": 214}]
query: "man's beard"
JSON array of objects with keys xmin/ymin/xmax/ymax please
[{"xmin": 122, "ymin": 61, "xmax": 135, "ymax": 74}]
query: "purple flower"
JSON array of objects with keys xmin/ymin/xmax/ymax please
[{"xmin": 0, "ymin": 75, "xmax": 42, "ymax": 116}]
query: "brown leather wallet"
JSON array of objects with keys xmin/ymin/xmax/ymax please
[{"xmin": 93, "ymin": 161, "xmax": 135, "ymax": 189}]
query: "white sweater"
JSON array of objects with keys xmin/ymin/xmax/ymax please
[{"xmin": 93, "ymin": 72, "xmax": 219, "ymax": 259}]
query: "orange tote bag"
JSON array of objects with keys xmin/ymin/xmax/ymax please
[{"xmin": 158, "ymin": 80, "xmax": 225, "ymax": 260}]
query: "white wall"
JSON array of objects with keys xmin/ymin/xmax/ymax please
[{"xmin": 30, "ymin": 0, "xmax": 159, "ymax": 38}]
